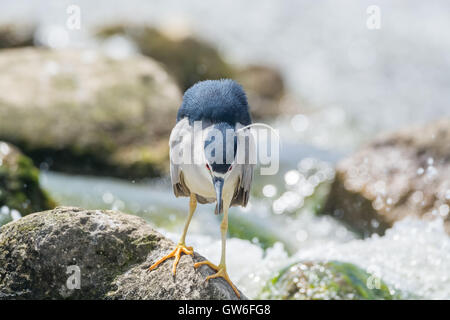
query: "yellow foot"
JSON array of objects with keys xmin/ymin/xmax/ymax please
[
  {"xmin": 194, "ymin": 261, "xmax": 240, "ymax": 298},
  {"xmin": 148, "ymin": 243, "xmax": 193, "ymax": 275}
]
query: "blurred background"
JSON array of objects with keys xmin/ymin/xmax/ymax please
[{"xmin": 0, "ymin": 0, "xmax": 449, "ymax": 299}]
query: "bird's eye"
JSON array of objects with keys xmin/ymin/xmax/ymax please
[
  {"xmin": 228, "ymin": 165, "xmax": 233, "ymax": 172},
  {"xmin": 206, "ymin": 164, "xmax": 211, "ymax": 171}
]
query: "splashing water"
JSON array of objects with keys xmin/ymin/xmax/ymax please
[
  {"xmin": 290, "ymin": 218, "xmax": 450, "ymax": 299},
  {"xmin": 162, "ymin": 231, "xmax": 289, "ymax": 299},
  {"xmin": 164, "ymin": 217, "xmax": 450, "ymax": 299}
]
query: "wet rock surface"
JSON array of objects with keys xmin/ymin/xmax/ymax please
[
  {"xmin": 0, "ymin": 206, "xmax": 246, "ymax": 299},
  {"xmin": 261, "ymin": 261, "xmax": 396, "ymax": 300},
  {"xmin": 0, "ymin": 48, "xmax": 182, "ymax": 179},
  {"xmin": 323, "ymin": 118, "xmax": 450, "ymax": 236},
  {"xmin": 0, "ymin": 141, "xmax": 54, "ymax": 223}
]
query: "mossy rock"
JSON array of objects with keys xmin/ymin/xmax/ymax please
[
  {"xmin": 0, "ymin": 142, "xmax": 55, "ymax": 224},
  {"xmin": 0, "ymin": 48, "xmax": 182, "ymax": 179},
  {"xmin": 0, "ymin": 206, "xmax": 246, "ymax": 299},
  {"xmin": 260, "ymin": 261, "xmax": 399, "ymax": 300},
  {"xmin": 96, "ymin": 25, "xmax": 234, "ymax": 92}
]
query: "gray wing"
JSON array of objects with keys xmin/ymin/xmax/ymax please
[
  {"xmin": 231, "ymin": 163, "xmax": 254, "ymax": 207},
  {"xmin": 231, "ymin": 124, "xmax": 255, "ymax": 207},
  {"xmin": 169, "ymin": 118, "xmax": 191, "ymax": 197}
]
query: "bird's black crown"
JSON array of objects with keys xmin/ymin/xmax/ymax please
[{"xmin": 177, "ymin": 79, "xmax": 252, "ymax": 126}]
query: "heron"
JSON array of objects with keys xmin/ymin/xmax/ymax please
[{"xmin": 148, "ymin": 79, "xmax": 254, "ymax": 298}]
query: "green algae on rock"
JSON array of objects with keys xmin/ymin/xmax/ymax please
[
  {"xmin": 0, "ymin": 206, "xmax": 246, "ymax": 299},
  {"xmin": 0, "ymin": 142, "xmax": 54, "ymax": 224},
  {"xmin": 0, "ymin": 48, "xmax": 182, "ymax": 179},
  {"xmin": 260, "ymin": 261, "xmax": 398, "ymax": 300}
]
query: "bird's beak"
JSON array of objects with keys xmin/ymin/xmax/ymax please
[{"xmin": 213, "ymin": 176, "xmax": 224, "ymax": 215}]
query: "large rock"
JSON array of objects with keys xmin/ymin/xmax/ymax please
[
  {"xmin": 0, "ymin": 48, "xmax": 182, "ymax": 179},
  {"xmin": 260, "ymin": 261, "xmax": 397, "ymax": 300},
  {"xmin": 0, "ymin": 141, "xmax": 54, "ymax": 224},
  {"xmin": 0, "ymin": 206, "xmax": 246, "ymax": 299},
  {"xmin": 323, "ymin": 118, "xmax": 450, "ymax": 236},
  {"xmin": 96, "ymin": 25, "xmax": 234, "ymax": 92}
]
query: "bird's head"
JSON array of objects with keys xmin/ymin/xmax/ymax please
[{"xmin": 203, "ymin": 122, "xmax": 237, "ymax": 214}]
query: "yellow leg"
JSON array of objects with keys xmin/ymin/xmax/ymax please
[
  {"xmin": 148, "ymin": 194, "xmax": 197, "ymax": 275},
  {"xmin": 194, "ymin": 201, "xmax": 240, "ymax": 298}
]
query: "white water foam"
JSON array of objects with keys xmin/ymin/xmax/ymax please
[{"xmin": 165, "ymin": 217, "xmax": 450, "ymax": 299}]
